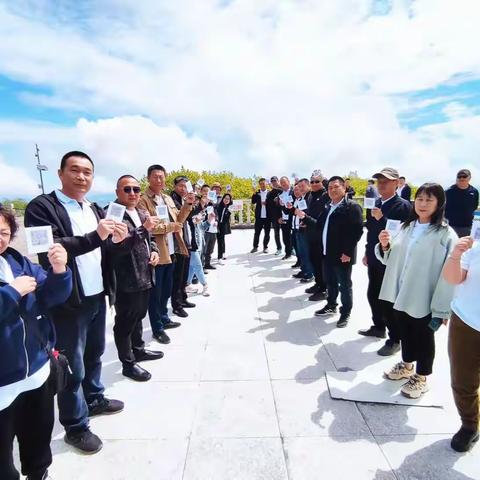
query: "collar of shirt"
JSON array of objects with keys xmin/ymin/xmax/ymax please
[
  {"xmin": 56, "ymin": 189, "xmax": 91, "ymax": 207},
  {"xmin": 381, "ymin": 194, "xmax": 396, "ymax": 205}
]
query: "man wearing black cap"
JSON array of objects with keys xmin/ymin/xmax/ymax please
[
  {"xmin": 267, "ymin": 176, "xmax": 283, "ymax": 255},
  {"xmin": 358, "ymin": 167, "xmax": 412, "ymax": 356},
  {"xmin": 445, "ymin": 169, "xmax": 479, "ymax": 237}
]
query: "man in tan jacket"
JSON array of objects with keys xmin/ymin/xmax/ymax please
[{"xmin": 138, "ymin": 164, "xmax": 194, "ymax": 344}]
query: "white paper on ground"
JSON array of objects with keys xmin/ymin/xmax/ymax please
[
  {"xmin": 364, "ymin": 198, "xmax": 376, "ymax": 209},
  {"xmin": 386, "ymin": 219, "xmax": 401, "ymax": 235},
  {"xmin": 325, "ymin": 370, "xmax": 443, "ymax": 408},
  {"xmin": 156, "ymin": 205, "xmax": 169, "ymax": 220},
  {"xmin": 25, "ymin": 226, "xmax": 54, "ymax": 254},
  {"xmin": 106, "ymin": 202, "xmax": 126, "ymax": 222}
]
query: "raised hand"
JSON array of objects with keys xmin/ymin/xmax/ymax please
[
  {"xmin": 47, "ymin": 244, "xmax": 68, "ymax": 273},
  {"xmin": 97, "ymin": 219, "xmax": 116, "ymax": 240}
]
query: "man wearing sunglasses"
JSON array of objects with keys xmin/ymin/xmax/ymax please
[
  {"xmin": 111, "ymin": 176, "xmax": 164, "ymax": 382},
  {"xmin": 445, "ymin": 169, "xmax": 479, "ymax": 237}
]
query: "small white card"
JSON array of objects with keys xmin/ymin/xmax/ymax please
[
  {"xmin": 185, "ymin": 180, "xmax": 193, "ymax": 193},
  {"xmin": 471, "ymin": 212, "xmax": 480, "ymax": 241},
  {"xmin": 197, "ymin": 178, "xmax": 205, "ymax": 187},
  {"xmin": 155, "ymin": 205, "xmax": 169, "ymax": 220},
  {"xmin": 25, "ymin": 226, "xmax": 54, "ymax": 254},
  {"xmin": 226, "ymin": 184, "xmax": 232, "ymax": 191},
  {"xmin": 364, "ymin": 198, "xmax": 376, "ymax": 209},
  {"xmin": 386, "ymin": 219, "xmax": 402, "ymax": 235},
  {"xmin": 106, "ymin": 202, "xmax": 126, "ymax": 222},
  {"xmin": 206, "ymin": 206, "xmax": 214, "ymax": 215},
  {"xmin": 207, "ymin": 190, "xmax": 217, "ymax": 202},
  {"xmin": 297, "ymin": 199, "xmax": 308, "ymax": 210}
]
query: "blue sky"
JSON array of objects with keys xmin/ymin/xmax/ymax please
[{"xmin": 1, "ymin": 0, "xmax": 480, "ymax": 199}]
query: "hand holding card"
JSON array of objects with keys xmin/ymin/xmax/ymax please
[
  {"xmin": 364, "ymin": 198, "xmax": 376, "ymax": 209},
  {"xmin": 386, "ymin": 219, "xmax": 401, "ymax": 235},
  {"xmin": 106, "ymin": 202, "xmax": 126, "ymax": 223},
  {"xmin": 25, "ymin": 226, "xmax": 54, "ymax": 254}
]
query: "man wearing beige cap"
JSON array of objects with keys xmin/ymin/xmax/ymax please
[{"xmin": 358, "ymin": 167, "xmax": 412, "ymax": 356}]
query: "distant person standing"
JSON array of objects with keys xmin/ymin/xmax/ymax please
[
  {"xmin": 345, "ymin": 178, "xmax": 356, "ymax": 200},
  {"xmin": 365, "ymin": 179, "xmax": 379, "ymax": 199},
  {"xmin": 251, "ymin": 178, "xmax": 271, "ymax": 253},
  {"xmin": 396, "ymin": 176, "xmax": 412, "ymax": 201},
  {"xmin": 267, "ymin": 176, "xmax": 283, "ymax": 256},
  {"xmin": 445, "ymin": 169, "xmax": 479, "ymax": 237}
]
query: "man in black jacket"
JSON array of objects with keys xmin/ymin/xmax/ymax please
[
  {"xmin": 300, "ymin": 176, "xmax": 363, "ymax": 328},
  {"xmin": 358, "ymin": 167, "xmax": 412, "ymax": 356},
  {"xmin": 277, "ymin": 176, "xmax": 294, "ymax": 259},
  {"xmin": 112, "ymin": 175, "xmax": 164, "ymax": 382},
  {"xmin": 396, "ymin": 176, "xmax": 412, "ymax": 201},
  {"xmin": 266, "ymin": 176, "xmax": 283, "ymax": 255},
  {"xmin": 24, "ymin": 151, "xmax": 128, "ymax": 455},
  {"xmin": 251, "ymin": 178, "xmax": 271, "ymax": 253},
  {"xmin": 445, "ymin": 169, "xmax": 479, "ymax": 237}
]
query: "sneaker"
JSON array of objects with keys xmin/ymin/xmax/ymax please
[
  {"xmin": 202, "ymin": 285, "xmax": 210, "ymax": 297},
  {"xmin": 451, "ymin": 427, "xmax": 480, "ymax": 453},
  {"xmin": 305, "ymin": 285, "xmax": 320, "ymax": 294},
  {"xmin": 336, "ymin": 313, "xmax": 350, "ymax": 328},
  {"xmin": 250, "ymin": 247, "xmax": 258, "ymax": 253},
  {"xmin": 292, "ymin": 272, "xmax": 304, "ymax": 278},
  {"xmin": 299, "ymin": 275, "xmax": 314, "ymax": 283},
  {"xmin": 275, "ymin": 249, "xmax": 282, "ymax": 256},
  {"xmin": 192, "ymin": 277, "xmax": 199, "ymax": 285},
  {"xmin": 263, "ymin": 248, "xmax": 269, "ymax": 253},
  {"xmin": 185, "ymin": 284, "xmax": 198, "ymax": 294},
  {"xmin": 377, "ymin": 342, "xmax": 401, "ymax": 356},
  {"xmin": 281, "ymin": 255, "xmax": 292, "ymax": 260},
  {"xmin": 401, "ymin": 374, "xmax": 429, "ymax": 399},
  {"xmin": 64, "ymin": 428, "xmax": 103, "ymax": 454},
  {"xmin": 153, "ymin": 331, "xmax": 171, "ymax": 344},
  {"xmin": 88, "ymin": 397, "xmax": 124, "ymax": 417},
  {"xmin": 217, "ymin": 259, "xmax": 224, "ymax": 265},
  {"xmin": 358, "ymin": 327, "xmax": 387, "ymax": 339},
  {"xmin": 164, "ymin": 320, "xmax": 182, "ymax": 328},
  {"xmin": 291, "ymin": 262, "xmax": 300, "ymax": 268},
  {"xmin": 308, "ymin": 291, "xmax": 327, "ymax": 301},
  {"xmin": 384, "ymin": 362, "xmax": 414, "ymax": 381},
  {"xmin": 315, "ymin": 305, "xmax": 337, "ymax": 316}
]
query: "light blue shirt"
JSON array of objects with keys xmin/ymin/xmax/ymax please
[{"xmin": 56, "ymin": 190, "xmax": 103, "ymax": 297}]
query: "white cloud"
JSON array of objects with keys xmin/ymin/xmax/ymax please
[{"xmin": 0, "ymin": 156, "xmax": 41, "ymax": 198}]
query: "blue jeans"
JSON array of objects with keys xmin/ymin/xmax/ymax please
[
  {"xmin": 187, "ymin": 251, "xmax": 206, "ymax": 286},
  {"xmin": 294, "ymin": 230, "xmax": 314, "ymax": 277},
  {"xmin": 323, "ymin": 257, "xmax": 353, "ymax": 315},
  {"xmin": 51, "ymin": 294, "xmax": 106, "ymax": 434},
  {"xmin": 149, "ymin": 262, "xmax": 174, "ymax": 335}
]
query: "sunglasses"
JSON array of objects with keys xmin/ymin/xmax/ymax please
[
  {"xmin": 123, "ymin": 186, "xmax": 141, "ymax": 194},
  {"xmin": 310, "ymin": 180, "xmax": 322, "ymax": 184},
  {"xmin": 457, "ymin": 175, "xmax": 469, "ymax": 179}
]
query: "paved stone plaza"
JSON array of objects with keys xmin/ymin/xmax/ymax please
[{"xmin": 13, "ymin": 229, "xmax": 479, "ymax": 479}]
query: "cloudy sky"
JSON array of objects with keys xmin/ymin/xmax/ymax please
[{"xmin": 1, "ymin": 0, "xmax": 480, "ymax": 199}]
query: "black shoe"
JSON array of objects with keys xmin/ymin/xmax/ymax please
[
  {"xmin": 358, "ymin": 327, "xmax": 387, "ymax": 339},
  {"xmin": 300, "ymin": 276, "xmax": 314, "ymax": 283},
  {"xmin": 250, "ymin": 247, "xmax": 258, "ymax": 253},
  {"xmin": 308, "ymin": 291, "xmax": 327, "ymax": 301},
  {"xmin": 336, "ymin": 314, "xmax": 350, "ymax": 328},
  {"xmin": 377, "ymin": 342, "xmax": 401, "ymax": 356},
  {"xmin": 305, "ymin": 285, "xmax": 320, "ymax": 294},
  {"xmin": 164, "ymin": 320, "xmax": 182, "ymax": 329},
  {"xmin": 182, "ymin": 300, "xmax": 196, "ymax": 308},
  {"xmin": 451, "ymin": 427, "xmax": 479, "ymax": 452},
  {"xmin": 292, "ymin": 272, "xmax": 304, "ymax": 278},
  {"xmin": 315, "ymin": 305, "xmax": 337, "ymax": 316},
  {"xmin": 262, "ymin": 248, "xmax": 269, "ymax": 253},
  {"xmin": 64, "ymin": 428, "xmax": 103, "ymax": 454},
  {"xmin": 172, "ymin": 308, "xmax": 188, "ymax": 318},
  {"xmin": 88, "ymin": 397, "xmax": 124, "ymax": 417},
  {"xmin": 122, "ymin": 363, "xmax": 151, "ymax": 382},
  {"xmin": 204, "ymin": 270, "xmax": 209, "ymax": 274},
  {"xmin": 291, "ymin": 262, "xmax": 300, "ymax": 268},
  {"xmin": 27, "ymin": 470, "xmax": 51, "ymax": 480},
  {"xmin": 153, "ymin": 331, "xmax": 171, "ymax": 344},
  {"xmin": 281, "ymin": 255, "xmax": 292, "ymax": 260},
  {"xmin": 204, "ymin": 264, "xmax": 216, "ymax": 270},
  {"xmin": 192, "ymin": 277, "xmax": 199, "ymax": 284},
  {"xmin": 135, "ymin": 349, "xmax": 164, "ymax": 362}
]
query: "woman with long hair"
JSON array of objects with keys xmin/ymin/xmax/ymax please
[
  {"xmin": 217, "ymin": 193, "xmax": 233, "ymax": 262},
  {"xmin": 376, "ymin": 183, "xmax": 458, "ymax": 398}
]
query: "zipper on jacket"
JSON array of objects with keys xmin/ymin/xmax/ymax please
[{"xmin": 20, "ymin": 316, "xmax": 29, "ymax": 378}]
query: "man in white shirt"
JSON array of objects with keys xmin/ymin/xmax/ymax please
[
  {"xmin": 250, "ymin": 178, "xmax": 271, "ymax": 253},
  {"xmin": 25, "ymin": 151, "xmax": 128, "ymax": 455}
]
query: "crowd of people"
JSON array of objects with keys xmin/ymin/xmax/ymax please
[{"xmin": 0, "ymin": 150, "xmax": 479, "ymax": 479}]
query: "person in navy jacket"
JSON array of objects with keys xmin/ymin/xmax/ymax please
[{"xmin": 0, "ymin": 206, "xmax": 72, "ymax": 480}]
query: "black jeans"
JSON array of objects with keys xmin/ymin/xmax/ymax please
[
  {"xmin": 307, "ymin": 234, "xmax": 326, "ymax": 290},
  {"xmin": 114, "ymin": 289, "xmax": 149, "ymax": 366},
  {"xmin": 204, "ymin": 232, "xmax": 217, "ymax": 266},
  {"xmin": 217, "ymin": 232, "xmax": 226, "ymax": 259},
  {"xmin": 171, "ymin": 253, "xmax": 189, "ymax": 310},
  {"xmin": 253, "ymin": 218, "xmax": 271, "ymax": 249},
  {"xmin": 323, "ymin": 257, "xmax": 353, "ymax": 315},
  {"xmin": 281, "ymin": 223, "xmax": 293, "ymax": 256},
  {"xmin": 395, "ymin": 309, "xmax": 435, "ymax": 376},
  {"xmin": 272, "ymin": 221, "xmax": 282, "ymax": 250},
  {"xmin": 0, "ymin": 379, "xmax": 54, "ymax": 480},
  {"xmin": 367, "ymin": 264, "xmax": 400, "ymax": 344},
  {"xmin": 149, "ymin": 262, "xmax": 175, "ymax": 334}
]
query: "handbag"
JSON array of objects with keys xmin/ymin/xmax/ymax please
[{"xmin": 46, "ymin": 348, "xmax": 71, "ymax": 394}]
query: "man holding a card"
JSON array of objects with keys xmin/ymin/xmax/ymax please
[
  {"xmin": 251, "ymin": 178, "xmax": 271, "ymax": 253},
  {"xmin": 25, "ymin": 151, "xmax": 128, "ymax": 455},
  {"xmin": 277, "ymin": 176, "xmax": 294, "ymax": 259},
  {"xmin": 266, "ymin": 176, "xmax": 283, "ymax": 256},
  {"xmin": 359, "ymin": 167, "xmax": 412, "ymax": 356}
]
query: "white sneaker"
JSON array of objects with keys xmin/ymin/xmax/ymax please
[
  {"xmin": 202, "ymin": 285, "xmax": 210, "ymax": 297},
  {"xmin": 384, "ymin": 362, "xmax": 415, "ymax": 381},
  {"xmin": 217, "ymin": 259, "xmax": 224, "ymax": 265},
  {"xmin": 275, "ymin": 249, "xmax": 282, "ymax": 256},
  {"xmin": 185, "ymin": 285, "xmax": 198, "ymax": 294},
  {"xmin": 401, "ymin": 374, "xmax": 429, "ymax": 399}
]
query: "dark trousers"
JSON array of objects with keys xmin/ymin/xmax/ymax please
[
  {"xmin": 395, "ymin": 310, "xmax": 435, "ymax": 376},
  {"xmin": 51, "ymin": 294, "xmax": 106, "ymax": 434},
  {"xmin": 253, "ymin": 218, "xmax": 271, "ymax": 249},
  {"xmin": 149, "ymin": 262, "xmax": 175, "ymax": 334},
  {"xmin": 449, "ymin": 313, "xmax": 480, "ymax": 431},
  {"xmin": 204, "ymin": 232, "xmax": 217, "ymax": 266},
  {"xmin": 307, "ymin": 234, "xmax": 326, "ymax": 290},
  {"xmin": 294, "ymin": 230, "xmax": 314, "ymax": 277},
  {"xmin": 272, "ymin": 221, "xmax": 282, "ymax": 250},
  {"xmin": 0, "ymin": 380, "xmax": 54, "ymax": 480},
  {"xmin": 452, "ymin": 226, "xmax": 471, "ymax": 238},
  {"xmin": 367, "ymin": 263, "xmax": 401, "ymax": 345},
  {"xmin": 323, "ymin": 257, "xmax": 353, "ymax": 315},
  {"xmin": 171, "ymin": 253, "xmax": 189, "ymax": 310},
  {"xmin": 217, "ymin": 232, "xmax": 226, "ymax": 259},
  {"xmin": 114, "ymin": 289, "xmax": 149, "ymax": 366},
  {"xmin": 281, "ymin": 223, "xmax": 293, "ymax": 256}
]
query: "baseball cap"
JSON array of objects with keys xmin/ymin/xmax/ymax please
[
  {"xmin": 173, "ymin": 175, "xmax": 188, "ymax": 185},
  {"xmin": 372, "ymin": 167, "xmax": 399, "ymax": 180},
  {"xmin": 457, "ymin": 169, "xmax": 471, "ymax": 178},
  {"xmin": 270, "ymin": 176, "xmax": 278, "ymax": 182}
]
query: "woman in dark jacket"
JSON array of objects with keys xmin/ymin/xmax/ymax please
[
  {"xmin": 0, "ymin": 206, "xmax": 72, "ymax": 480},
  {"xmin": 217, "ymin": 194, "xmax": 233, "ymax": 262}
]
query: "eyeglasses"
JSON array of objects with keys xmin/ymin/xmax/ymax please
[
  {"xmin": 123, "ymin": 186, "xmax": 141, "ymax": 194},
  {"xmin": 457, "ymin": 175, "xmax": 469, "ymax": 179},
  {"xmin": 310, "ymin": 180, "xmax": 322, "ymax": 184}
]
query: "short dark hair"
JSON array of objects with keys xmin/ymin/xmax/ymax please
[
  {"xmin": 259, "ymin": 178, "xmax": 266, "ymax": 182},
  {"xmin": 298, "ymin": 178, "xmax": 310, "ymax": 184},
  {"xmin": 368, "ymin": 179, "xmax": 375, "ymax": 184},
  {"xmin": 399, "ymin": 176, "xmax": 406, "ymax": 180},
  {"xmin": 201, "ymin": 184, "xmax": 210, "ymax": 190},
  {"xmin": 328, "ymin": 176, "xmax": 345, "ymax": 186},
  {"xmin": 147, "ymin": 164, "xmax": 166, "ymax": 177},
  {"xmin": 116, "ymin": 175, "xmax": 138, "ymax": 188},
  {"xmin": 60, "ymin": 151, "xmax": 94, "ymax": 171},
  {"xmin": 0, "ymin": 206, "xmax": 18, "ymax": 240},
  {"xmin": 174, "ymin": 175, "xmax": 188, "ymax": 185}
]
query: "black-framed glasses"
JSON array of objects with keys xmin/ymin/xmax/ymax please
[
  {"xmin": 310, "ymin": 180, "xmax": 321, "ymax": 184},
  {"xmin": 457, "ymin": 175, "xmax": 469, "ymax": 179},
  {"xmin": 123, "ymin": 186, "xmax": 141, "ymax": 194}
]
